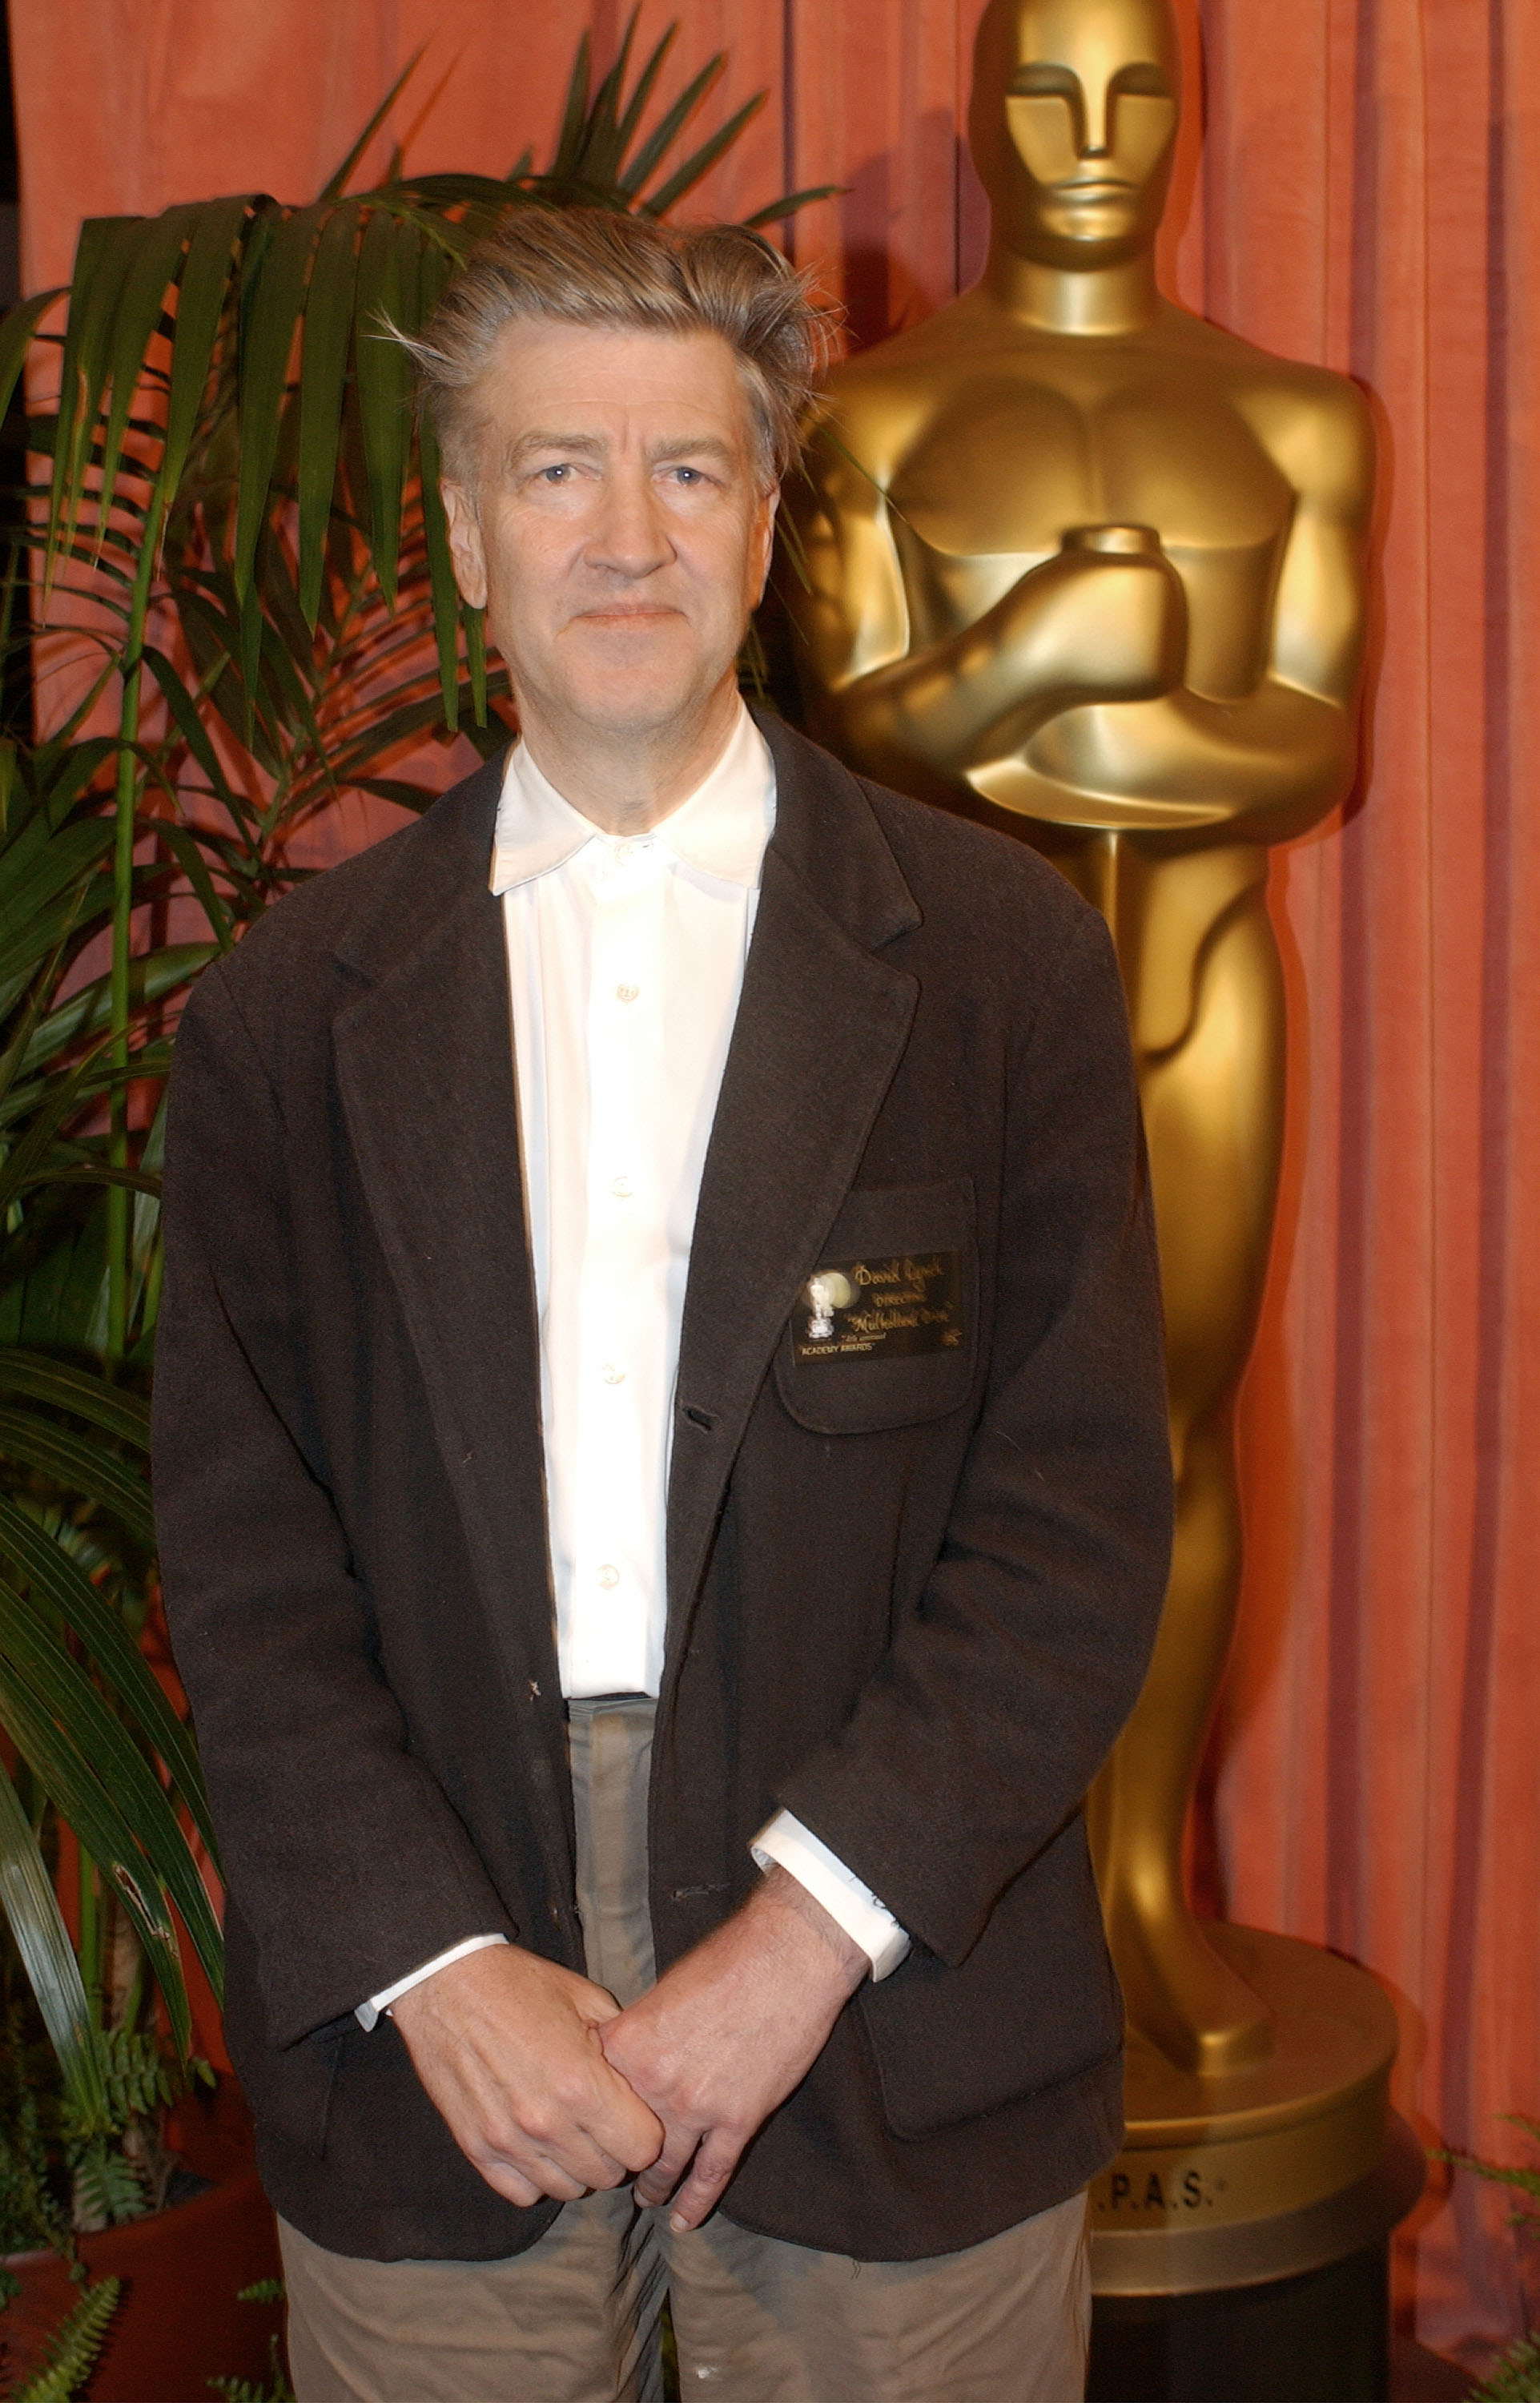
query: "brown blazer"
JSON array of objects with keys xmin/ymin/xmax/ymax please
[{"xmin": 154, "ymin": 710, "xmax": 1172, "ymax": 2264}]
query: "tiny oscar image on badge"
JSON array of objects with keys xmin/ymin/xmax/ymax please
[{"xmin": 805, "ymin": 1271, "xmax": 855, "ymax": 1340}]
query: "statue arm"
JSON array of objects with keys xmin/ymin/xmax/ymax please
[
  {"xmin": 786, "ymin": 418, "xmax": 1185, "ymax": 811},
  {"xmin": 995, "ymin": 378, "xmax": 1376, "ymax": 839}
]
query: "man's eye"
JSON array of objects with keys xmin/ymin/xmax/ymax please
[
  {"xmin": 669, "ymin": 465, "xmax": 703, "ymax": 485},
  {"xmin": 538, "ymin": 464, "xmax": 572, "ymax": 483}
]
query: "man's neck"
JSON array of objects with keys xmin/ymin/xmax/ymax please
[{"xmin": 516, "ymin": 683, "xmax": 744, "ymax": 835}]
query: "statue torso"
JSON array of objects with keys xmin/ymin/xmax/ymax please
[
  {"xmin": 854, "ymin": 308, "xmax": 1300, "ymax": 706},
  {"xmin": 813, "ymin": 300, "xmax": 1348, "ymax": 1042}
]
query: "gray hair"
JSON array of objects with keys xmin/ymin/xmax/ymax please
[{"xmin": 398, "ymin": 207, "xmax": 834, "ymax": 491}]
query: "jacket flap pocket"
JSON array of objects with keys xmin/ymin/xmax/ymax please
[
  {"xmin": 858, "ymin": 1816, "xmax": 1122, "ymax": 2138},
  {"xmin": 774, "ymin": 1178, "xmax": 977, "ymax": 1435}
]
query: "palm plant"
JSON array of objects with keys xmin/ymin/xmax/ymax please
[{"xmin": 0, "ymin": 10, "xmax": 826, "ymax": 2238}]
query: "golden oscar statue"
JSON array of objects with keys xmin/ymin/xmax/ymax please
[{"xmin": 786, "ymin": 0, "xmax": 1422, "ymax": 2320}]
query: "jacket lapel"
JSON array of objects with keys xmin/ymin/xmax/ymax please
[
  {"xmin": 665, "ymin": 719, "xmax": 920, "ymax": 1682},
  {"xmin": 329, "ymin": 773, "xmax": 565, "ymax": 1739}
]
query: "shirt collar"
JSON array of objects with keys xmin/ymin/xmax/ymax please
[{"xmin": 489, "ymin": 698, "xmax": 775, "ymax": 896}]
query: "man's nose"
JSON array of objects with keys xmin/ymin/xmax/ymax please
[{"xmin": 587, "ymin": 469, "xmax": 673, "ymax": 578}]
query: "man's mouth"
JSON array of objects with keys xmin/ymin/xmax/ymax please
[{"xmin": 573, "ymin": 605, "xmax": 682, "ymax": 630}]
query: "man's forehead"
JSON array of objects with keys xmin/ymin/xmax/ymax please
[{"xmin": 480, "ymin": 318, "xmax": 746, "ymax": 417}]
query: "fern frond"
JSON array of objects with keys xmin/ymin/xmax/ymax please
[
  {"xmin": 1470, "ymin": 2333, "xmax": 1540, "ymax": 2403},
  {"xmin": 14, "ymin": 2276, "xmax": 121, "ymax": 2403}
]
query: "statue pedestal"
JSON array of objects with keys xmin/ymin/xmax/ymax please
[{"xmin": 1088, "ymin": 1925, "xmax": 1425, "ymax": 2403}]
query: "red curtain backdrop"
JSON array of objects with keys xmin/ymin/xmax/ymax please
[{"xmin": 13, "ymin": 0, "xmax": 1538, "ymax": 2371}]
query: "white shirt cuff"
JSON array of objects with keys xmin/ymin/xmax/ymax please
[
  {"xmin": 750, "ymin": 1810, "xmax": 911, "ymax": 1982},
  {"xmin": 356, "ymin": 1933, "xmax": 509, "ymax": 2030}
]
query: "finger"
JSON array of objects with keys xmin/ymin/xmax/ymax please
[
  {"xmin": 472, "ymin": 2158, "xmax": 547, "ymax": 2210},
  {"xmin": 473, "ymin": 2123, "xmax": 593, "ymax": 2204},
  {"xmin": 665, "ymin": 2132, "xmax": 745, "ymax": 2232},
  {"xmin": 541, "ymin": 2133, "xmax": 631, "ymax": 2194},
  {"xmin": 633, "ymin": 2128, "xmax": 701, "ymax": 2209},
  {"xmin": 508, "ymin": 2149, "xmax": 589, "ymax": 2204},
  {"xmin": 591, "ymin": 2084, "xmax": 665, "ymax": 2176},
  {"xmin": 572, "ymin": 2141, "xmax": 628, "ymax": 2190}
]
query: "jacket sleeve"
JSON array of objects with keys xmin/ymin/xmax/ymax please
[
  {"xmin": 153, "ymin": 964, "xmax": 517, "ymax": 2049},
  {"xmin": 774, "ymin": 908, "xmax": 1174, "ymax": 1967}
]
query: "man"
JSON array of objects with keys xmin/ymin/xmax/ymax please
[{"xmin": 155, "ymin": 207, "xmax": 1172, "ymax": 2403}]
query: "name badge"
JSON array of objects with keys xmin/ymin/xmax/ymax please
[{"xmin": 793, "ymin": 1251, "xmax": 965, "ymax": 1363}]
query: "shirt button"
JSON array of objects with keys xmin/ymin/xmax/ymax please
[
  {"xmin": 600, "ymin": 1363, "xmax": 626, "ymax": 1386},
  {"xmin": 616, "ymin": 982, "xmax": 639, "ymax": 1004},
  {"xmin": 597, "ymin": 1564, "xmax": 621, "ymax": 1590},
  {"xmin": 611, "ymin": 1174, "xmax": 634, "ymax": 1199}
]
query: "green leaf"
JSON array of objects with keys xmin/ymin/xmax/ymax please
[
  {"xmin": 0, "ymin": 1766, "xmax": 106, "ymax": 2124},
  {"xmin": 552, "ymin": 29, "xmax": 593, "ymax": 179},
  {"xmin": 0, "ymin": 1352, "xmax": 149, "ymax": 1450},
  {"xmin": 613, "ymin": 19, "xmax": 676, "ymax": 158},
  {"xmin": 352, "ymin": 778, "xmax": 436, "ymax": 813},
  {"xmin": 354, "ymin": 207, "xmax": 416, "ymax": 610},
  {"xmin": 16, "ymin": 944, "xmax": 215, "ymax": 1080},
  {"xmin": 139, "ymin": 642, "xmax": 238, "ymax": 807},
  {"xmin": 157, "ymin": 826, "xmax": 235, "ymax": 953},
  {"xmin": 0, "ymin": 1580, "xmax": 221, "ymax": 2008},
  {"xmin": 740, "ymin": 183, "xmax": 843, "ymax": 230},
  {"xmin": 319, "ymin": 50, "xmax": 425, "ymax": 203},
  {"xmin": 617, "ymin": 52, "xmax": 725, "ymax": 199},
  {"xmin": 161, "ymin": 194, "xmax": 252, "ymax": 511},
  {"xmin": 0, "ymin": 1407, "xmax": 155, "ymax": 1545},
  {"xmin": 14, "ymin": 2272, "xmax": 121, "ymax": 2401},
  {"xmin": 572, "ymin": 8, "xmax": 641, "ymax": 189},
  {"xmin": 0, "ymin": 1032, "xmax": 119, "ymax": 1214},
  {"xmin": 46, "ymin": 217, "xmax": 144, "ymax": 584},
  {"xmin": 95, "ymin": 207, "xmax": 199, "ymax": 542},
  {"xmin": 0, "ymin": 821, "xmax": 114, "ymax": 989},
  {"xmin": 127, "ymin": 1088, "xmax": 167, "ymax": 1349},
  {"xmin": 640, "ymin": 94, "xmax": 766, "ymax": 219},
  {"xmin": 17, "ymin": 1165, "xmax": 162, "ymax": 1202},
  {"xmin": 0, "ymin": 286, "xmax": 66, "ymax": 432},
  {"xmin": 235, "ymin": 203, "xmax": 326, "ymax": 606},
  {"xmin": 0, "ymin": 1636, "xmax": 197, "ymax": 2056},
  {"xmin": 297, "ymin": 204, "xmax": 360, "ymax": 630},
  {"xmin": 172, "ymin": 585, "xmax": 277, "ymax": 778},
  {"xmin": 0, "ymin": 1495, "xmax": 219, "ymax": 1862}
]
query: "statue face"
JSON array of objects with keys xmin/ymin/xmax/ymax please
[{"xmin": 970, "ymin": 0, "xmax": 1180, "ymax": 268}]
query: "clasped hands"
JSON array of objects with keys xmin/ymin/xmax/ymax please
[{"xmin": 389, "ymin": 1866, "xmax": 868, "ymax": 2232}]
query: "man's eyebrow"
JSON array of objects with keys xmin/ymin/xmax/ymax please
[
  {"xmin": 505, "ymin": 429, "xmax": 607, "ymax": 468},
  {"xmin": 644, "ymin": 433, "xmax": 738, "ymax": 465},
  {"xmin": 502, "ymin": 429, "xmax": 741, "ymax": 469}
]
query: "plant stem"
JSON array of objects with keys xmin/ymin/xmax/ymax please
[
  {"xmin": 78, "ymin": 1853, "xmax": 101, "ymax": 2028},
  {"xmin": 106, "ymin": 498, "xmax": 167, "ymax": 1361}
]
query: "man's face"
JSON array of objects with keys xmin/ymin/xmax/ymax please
[
  {"xmin": 971, "ymin": 0, "xmax": 1180, "ymax": 266},
  {"xmin": 442, "ymin": 320, "xmax": 776, "ymax": 753}
]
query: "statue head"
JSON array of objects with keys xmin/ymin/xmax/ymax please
[{"xmin": 969, "ymin": 0, "xmax": 1180, "ymax": 270}]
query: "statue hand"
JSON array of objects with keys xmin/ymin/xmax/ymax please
[{"xmin": 993, "ymin": 543, "xmax": 1187, "ymax": 706}]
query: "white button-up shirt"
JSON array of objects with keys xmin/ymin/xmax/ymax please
[
  {"xmin": 359, "ymin": 705, "xmax": 907, "ymax": 2027},
  {"xmin": 499, "ymin": 701, "xmax": 770, "ymax": 1700}
]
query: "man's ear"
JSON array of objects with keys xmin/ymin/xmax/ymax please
[{"xmin": 441, "ymin": 482, "xmax": 489, "ymax": 610}]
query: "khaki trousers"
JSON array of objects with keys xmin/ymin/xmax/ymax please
[{"xmin": 280, "ymin": 1700, "xmax": 1091, "ymax": 2403}]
